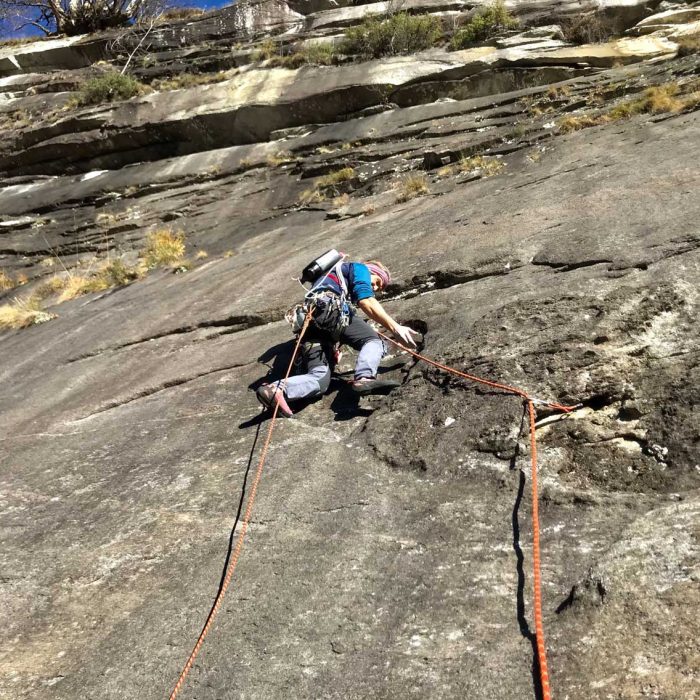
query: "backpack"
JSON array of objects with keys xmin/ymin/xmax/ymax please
[{"xmin": 286, "ymin": 258, "xmax": 351, "ymax": 339}]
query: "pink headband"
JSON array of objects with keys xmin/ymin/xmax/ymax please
[{"xmin": 366, "ymin": 262, "xmax": 391, "ymax": 288}]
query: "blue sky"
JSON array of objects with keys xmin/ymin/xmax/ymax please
[{"xmin": 1, "ymin": 0, "xmax": 234, "ymax": 39}]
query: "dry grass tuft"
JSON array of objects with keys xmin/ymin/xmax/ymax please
[
  {"xmin": 676, "ymin": 34, "xmax": 700, "ymax": 57},
  {"xmin": 253, "ymin": 38, "xmax": 279, "ymax": 62},
  {"xmin": 558, "ymin": 114, "xmax": 604, "ymax": 132},
  {"xmin": 266, "ymin": 151, "xmax": 294, "ymax": 166},
  {"xmin": 0, "ymin": 35, "xmax": 45, "ymax": 47},
  {"xmin": 195, "ymin": 250, "xmax": 208, "ymax": 259},
  {"xmin": 56, "ymin": 275, "xmax": 109, "ymax": 302},
  {"xmin": 546, "ymin": 85, "xmax": 572, "ymax": 100},
  {"xmin": 267, "ymin": 42, "xmax": 338, "ymax": 68},
  {"xmin": 560, "ymin": 13, "xmax": 616, "ymax": 44},
  {"xmin": 396, "ymin": 173, "xmax": 429, "ymax": 202},
  {"xmin": 0, "ymin": 270, "xmax": 17, "ymax": 291},
  {"xmin": 332, "ymin": 193, "xmax": 351, "ymax": 208},
  {"xmin": 0, "ymin": 296, "xmax": 55, "ymax": 330},
  {"xmin": 316, "ymin": 167, "xmax": 355, "ymax": 188},
  {"xmin": 559, "ymin": 82, "xmax": 700, "ymax": 132},
  {"xmin": 299, "ymin": 167, "xmax": 355, "ymax": 205},
  {"xmin": 299, "ymin": 188, "xmax": 326, "ymax": 205},
  {"xmin": 158, "ymin": 6, "xmax": 205, "ymax": 22},
  {"xmin": 141, "ymin": 228, "xmax": 186, "ymax": 268},
  {"xmin": 152, "ymin": 71, "xmax": 232, "ymax": 92},
  {"xmin": 35, "ymin": 259, "xmax": 142, "ymax": 303},
  {"xmin": 458, "ymin": 155, "xmax": 504, "ymax": 176}
]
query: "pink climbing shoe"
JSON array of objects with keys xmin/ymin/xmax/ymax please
[{"xmin": 256, "ymin": 384, "xmax": 294, "ymax": 418}]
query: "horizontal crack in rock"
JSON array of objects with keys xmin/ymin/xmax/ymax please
[
  {"xmin": 75, "ymin": 361, "xmax": 255, "ymax": 420},
  {"xmin": 67, "ymin": 311, "xmax": 281, "ymax": 363}
]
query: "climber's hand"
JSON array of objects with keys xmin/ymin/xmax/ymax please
[{"xmin": 393, "ymin": 324, "xmax": 419, "ymax": 348}]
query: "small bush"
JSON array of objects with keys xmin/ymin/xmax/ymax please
[
  {"xmin": 396, "ymin": 173, "xmax": 429, "ymax": 202},
  {"xmin": 450, "ymin": 1, "xmax": 518, "ymax": 50},
  {"xmin": 560, "ymin": 13, "xmax": 616, "ymax": 45},
  {"xmin": 341, "ymin": 12, "xmax": 443, "ymax": 59},
  {"xmin": 72, "ymin": 72, "xmax": 147, "ymax": 107},
  {"xmin": 0, "ymin": 296, "xmax": 55, "ymax": 330},
  {"xmin": 141, "ymin": 228, "xmax": 186, "ymax": 268},
  {"xmin": 332, "ymin": 193, "xmax": 351, "ymax": 208}
]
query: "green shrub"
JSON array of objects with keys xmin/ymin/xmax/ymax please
[
  {"xmin": 73, "ymin": 72, "xmax": 147, "ymax": 106},
  {"xmin": 450, "ymin": 1, "xmax": 518, "ymax": 50},
  {"xmin": 341, "ymin": 12, "xmax": 443, "ymax": 59}
]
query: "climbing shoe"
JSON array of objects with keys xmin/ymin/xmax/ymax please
[
  {"xmin": 351, "ymin": 377, "xmax": 401, "ymax": 396},
  {"xmin": 256, "ymin": 384, "xmax": 294, "ymax": 418}
]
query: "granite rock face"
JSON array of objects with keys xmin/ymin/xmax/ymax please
[{"xmin": 0, "ymin": 1, "xmax": 699, "ymax": 699}]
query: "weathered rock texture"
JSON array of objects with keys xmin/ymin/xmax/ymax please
[{"xmin": 0, "ymin": 1, "xmax": 699, "ymax": 699}]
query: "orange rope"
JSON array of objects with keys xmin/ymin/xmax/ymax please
[
  {"xmin": 169, "ymin": 310, "xmax": 314, "ymax": 700},
  {"xmin": 528, "ymin": 400, "xmax": 551, "ymax": 700},
  {"xmin": 378, "ymin": 331, "xmax": 571, "ymax": 700}
]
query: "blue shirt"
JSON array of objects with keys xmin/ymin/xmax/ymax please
[{"xmin": 320, "ymin": 262, "xmax": 373, "ymax": 304}]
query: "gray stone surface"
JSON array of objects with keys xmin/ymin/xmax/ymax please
[{"xmin": 0, "ymin": 3, "xmax": 699, "ymax": 699}]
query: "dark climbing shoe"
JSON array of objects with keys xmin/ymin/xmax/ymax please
[
  {"xmin": 256, "ymin": 384, "xmax": 294, "ymax": 418},
  {"xmin": 351, "ymin": 377, "xmax": 401, "ymax": 396}
]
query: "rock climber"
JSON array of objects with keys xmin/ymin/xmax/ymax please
[{"xmin": 256, "ymin": 258, "xmax": 419, "ymax": 417}]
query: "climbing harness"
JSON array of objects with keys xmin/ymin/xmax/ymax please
[
  {"xmin": 170, "ymin": 318, "xmax": 574, "ymax": 700},
  {"xmin": 287, "ymin": 259, "xmax": 351, "ymax": 339}
]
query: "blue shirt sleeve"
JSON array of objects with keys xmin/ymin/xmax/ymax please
[{"xmin": 349, "ymin": 262, "xmax": 373, "ymax": 303}]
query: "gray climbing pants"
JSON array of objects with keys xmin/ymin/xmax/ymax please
[{"xmin": 274, "ymin": 315, "xmax": 384, "ymax": 400}]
